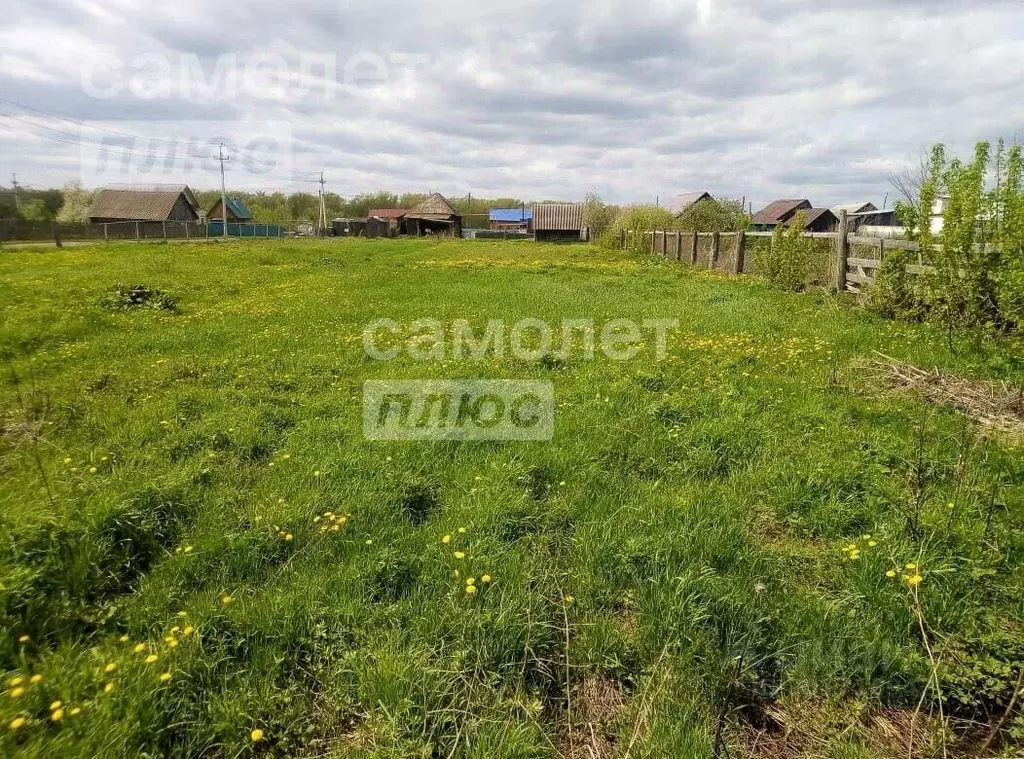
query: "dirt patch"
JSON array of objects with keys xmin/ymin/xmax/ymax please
[
  {"xmin": 564, "ymin": 677, "xmax": 630, "ymax": 759},
  {"xmin": 732, "ymin": 698, "xmax": 960, "ymax": 759},
  {"xmin": 863, "ymin": 353, "xmax": 1024, "ymax": 438}
]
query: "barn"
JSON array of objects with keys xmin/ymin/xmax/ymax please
[
  {"xmin": 532, "ymin": 203, "xmax": 584, "ymax": 242},
  {"xmin": 404, "ymin": 194, "xmax": 462, "ymax": 237},
  {"xmin": 666, "ymin": 191, "xmax": 713, "ymax": 216},
  {"xmin": 787, "ymin": 207, "xmax": 839, "ymax": 233},
  {"xmin": 750, "ymin": 199, "xmax": 812, "ymax": 231},
  {"xmin": 88, "ymin": 184, "xmax": 201, "ymax": 223}
]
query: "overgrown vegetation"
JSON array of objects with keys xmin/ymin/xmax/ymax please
[
  {"xmin": 0, "ymin": 238, "xmax": 1021, "ymax": 757},
  {"xmin": 892, "ymin": 139, "xmax": 1024, "ymax": 335}
]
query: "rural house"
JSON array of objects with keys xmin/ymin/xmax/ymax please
[
  {"xmin": 88, "ymin": 184, "xmax": 200, "ymax": 224},
  {"xmin": 787, "ymin": 207, "xmax": 839, "ymax": 233},
  {"xmin": 207, "ymin": 196, "xmax": 254, "ymax": 223},
  {"xmin": 532, "ymin": 202, "xmax": 585, "ymax": 242},
  {"xmin": 403, "ymin": 194, "xmax": 462, "ymax": 237},
  {"xmin": 666, "ymin": 191, "xmax": 713, "ymax": 216},
  {"xmin": 750, "ymin": 199, "xmax": 811, "ymax": 231},
  {"xmin": 489, "ymin": 208, "xmax": 532, "ymax": 232}
]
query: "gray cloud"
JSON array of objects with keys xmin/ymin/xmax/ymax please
[{"xmin": 1, "ymin": 0, "xmax": 1022, "ymax": 208}]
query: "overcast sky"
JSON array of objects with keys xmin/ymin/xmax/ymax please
[{"xmin": 1, "ymin": 0, "xmax": 1023, "ymax": 209}]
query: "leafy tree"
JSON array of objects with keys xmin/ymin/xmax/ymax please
[
  {"xmin": 676, "ymin": 198, "xmax": 748, "ymax": 233},
  {"xmin": 18, "ymin": 199, "xmax": 53, "ymax": 222},
  {"xmin": 582, "ymin": 193, "xmax": 618, "ymax": 239},
  {"xmin": 56, "ymin": 182, "xmax": 95, "ymax": 223}
]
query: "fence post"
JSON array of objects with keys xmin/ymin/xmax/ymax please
[
  {"xmin": 673, "ymin": 231, "xmax": 681, "ymax": 261},
  {"xmin": 877, "ymin": 237, "xmax": 885, "ymax": 261},
  {"xmin": 709, "ymin": 232, "xmax": 720, "ymax": 270},
  {"xmin": 733, "ymin": 231, "xmax": 746, "ymax": 275},
  {"xmin": 834, "ymin": 209, "xmax": 849, "ymax": 292},
  {"xmin": 690, "ymin": 231, "xmax": 698, "ymax": 264},
  {"xmin": 135, "ymin": 222, "xmax": 140, "ymax": 240}
]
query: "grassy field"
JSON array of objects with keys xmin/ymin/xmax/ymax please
[{"xmin": 0, "ymin": 237, "xmax": 1022, "ymax": 758}]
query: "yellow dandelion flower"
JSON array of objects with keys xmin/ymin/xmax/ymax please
[
  {"xmin": 104, "ymin": 682, "xmax": 114, "ymax": 694},
  {"xmin": 564, "ymin": 596, "xmax": 575, "ymax": 604},
  {"xmin": 466, "ymin": 577, "xmax": 476, "ymax": 586},
  {"xmin": 841, "ymin": 546, "xmax": 851, "ymax": 553},
  {"xmin": 9, "ymin": 676, "xmax": 24, "ymax": 687},
  {"xmin": 159, "ymin": 672, "xmax": 171, "ymax": 682},
  {"xmin": 285, "ymin": 533, "xmax": 293, "ymax": 541},
  {"xmin": 17, "ymin": 635, "xmax": 29, "ymax": 644},
  {"xmin": 167, "ymin": 639, "xmax": 179, "ymax": 649},
  {"xmin": 63, "ymin": 457, "xmax": 72, "ymax": 464},
  {"xmin": 9, "ymin": 717, "xmax": 26, "ymax": 731},
  {"xmin": 177, "ymin": 611, "xmax": 188, "ymax": 618},
  {"xmin": 119, "ymin": 635, "xmax": 130, "ymax": 643},
  {"xmin": 49, "ymin": 701, "xmax": 62, "ymax": 711},
  {"xmin": 183, "ymin": 546, "xmax": 194, "ymax": 554},
  {"xmin": 9, "ymin": 687, "xmax": 24, "ymax": 699},
  {"xmin": 453, "ymin": 551, "xmax": 465, "ymax": 560},
  {"xmin": 862, "ymin": 534, "xmax": 871, "ymax": 540},
  {"xmin": 89, "ymin": 467, "xmax": 98, "ymax": 474},
  {"xmin": 441, "ymin": 535, "xmax": 451, "ymax": 544},
  {"xmin": 365, "ymin": 539, "xmax": 373, "ymax": 545},
  {"xmin": 907, "ymin": 574, "xmax": 923, "ymax": 587},
  {"xmin": 170, "ymin": 626, "xmax": 180, "ymax": 634},
  {"xmin": 104, "ymin": 663, "xmax": 117, "ymax": 673},
  {"xmin": 458, "ymin": 527, "xmax": 467, "ymax": 534},
  {"xmin": 868, "ymin": 541, "xmax": 877, "ymax": 547},
  {"xmin": 183, "ymin": 626, "xmax": 195, "ymax": 636},
  {"xmin": 69, "ymin": 707, "xmax": 81, "ymax": 716},
  {"xmin": 251, "ymin": 728, "xmax": 264, "ymax": 742},
  {"xmin": 145, "ymin": 654, "xmax": 158, "ymax": 664},
  {"xmin": 29, "ymin": 675, "xmax": 42, "ymax": 684},
  {"xmin": 481, "ymin": 575, "xmax": 491, "ymax": 584},
  {"xmin": 221, "ymin": 595, "xmax": 233, "ymax": 605},
  {"xmin": 50, "ymin": 708, "xmax": 64, "ymax": 722},
  {"xmin": 886, "ymin": 570, "xmax": 897, "ymax": 578},
  {"xmin": 465, "ymin": 585, "xmax": 477, "ymax": 595},
  {"xmin": 905, "ymin": 563, "xmax": 917, "ymax": 570},
  {"xmin": 134, "ymin": 643, "xmax": 146, "ymax": 654}
]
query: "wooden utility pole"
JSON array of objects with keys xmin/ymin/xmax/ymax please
[
  {"xmin": 218, "ymin": 143, "xmax": 230, "ymax": 238},
  {"xmin": 834, "ymin": 209, "xmax": 849, "ymax": 292}
]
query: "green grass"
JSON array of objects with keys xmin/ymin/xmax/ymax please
[{"xmin": 0, "ymin": 238, "xmax": 1022, "ymax": 757}]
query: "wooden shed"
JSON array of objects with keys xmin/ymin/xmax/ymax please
[
  {"xmin": 207, "ymin": 196, "xmax": 254, "ymax": 223},
  {"xmin": 750, "ymin": 199, "xmax": 811, "ymax": 232},
  {"xmin": 532, "ymin": 203, "xmax": 584, "ymax": 242},
  {"xmin": 404, "ymin": 194, "xmax": 462, "ymax": 237}
]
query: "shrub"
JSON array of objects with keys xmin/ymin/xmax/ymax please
[
  {"xmin": 602, "ymin": 205, "xmax": 679, "ymax": 253},
  {"xmin": 866, "ymin": 249, "xmax": 926, "ymax": 321},
  {"xmin": 756, "ymin": 215, "xmax": 817, "ymax": 291},
  {"xmin": 100, "ymin": 283, "xmax": 177, "ymax": 312}
]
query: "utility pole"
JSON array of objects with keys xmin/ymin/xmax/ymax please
[
  {"xmin": 317, "ymin": 172, "xmax": 327, "ymax": 234},
  {"xmin": 11, "ymin": 173, "xmax": 21, "ymax": 212},
  {"xmin": 217, "ymin": 144, "xmax": 230, "ymax": 238}
]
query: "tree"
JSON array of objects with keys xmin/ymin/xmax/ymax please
[
  {"xmin": 18, "ymin": 199, "xmax": 53, "ymax": 222},
  {"xmin": 56, "ymin": 182, "xmax": 95, "ymax": 223},
  {"xmin": 582, "ymin": 193, "xmax": 618, "ymax": 239},
  {"xmin": 676, "ymin": 198, "xmax": 748, "ymax": 233}
]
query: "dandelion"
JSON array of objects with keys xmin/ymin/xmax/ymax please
[
  {"xmin": 868, "ymin": 541, "xmax": 877, "ymax": 547},
  {"xmin": 481, "ymin": 575, "xmax": 491, "ymax": 584},
  {"xmin": 134, "ymin": 643, "xmax": 146, "ymax": 654},
  {"xmin": 29, "ymin": 675, "xmax": 42, "ymax": 684},
  {"xmin": 457, "ymin": 527, "xmax": 467, "ymax": 534},
  {"xmin": 465, "ymin": 585, "xmax": 477, "ymax": 595},
  {"xmin": 9, "ymin": 676, "xmax": 24, "ymax": 687},
  {"xmin": 183, "ymin": 546, "xmax": 194, "ymax": 554},
  {"xmin": 9, "ymin": 717, "xmax": 26, "ymax": 731},
  {"xmin": 183, "ymin": 626, "xmax": 195, "ymax": 636},
  {"xmin": 862, "ymin": 534, "xmax": 871, "ymax": 540},
  {"xmin": 119, "ymin": 635, "xmax": 130, "ymax": 643},
  {"xmin": 177, "ymin": 611, "xmax": 188, "ymax": 618},
  {"xmin": 104, "ymin": 682, "xmax": 115, "ymax": 694},
  {"xmin": 285, "ymin": 533, "xmax": 293, "ymax": 541},
  {"xmin": 105, "ymin": 663, "xmax": 117, "ymax": 673},
  {"xmin": 886, "ymin": 570, "xmax": 897, "ymax": 578},
  {"xmin": 251, "ymin": 728, "xmax": 264, "ymax": 742},
  {"xmin": 17, "ymin": 635, "xmax": 29, "ymax": 644},
  {"xmin": 159, "ymin": 672, "xmax": 171, "ymax": 682},
  {"xmin": 63, "ymin": 457, "xmax": 72, "ymax": 464},
  {"xmin": 89, "ymin": 467, "xmax": 98, "ymax": 474},
  {"xmin": 907, "ymin": 574, "xmax": 923, "ymax": 588},
  {"xmin": 564, "ymin": 596, "xmax": 575, "ymax": 604},
  {"xmin": 466, "ymin": 577, "xmax": 476, "ymax": 586},
  {"xmin": 221, "ymin": 595, "xmax": 233, "ymax": 605},
  {"xmin": 365, "ymin": 539, "xmax": 373, "ymax": 545},
  {"xmin": 69, "ymin": 707, "xmax": 81, "ymax": 716},
  {"xmin": 49, "ymin": 701, "xmax": 62, "ymax": 711},
  {"xmin": 167, "ymin": 639, "xmax": 179, "ymax": 649},
  {"xmin": 50, "ymin": 708, "xmax": 64, "ymax": 722},
  {"xmin": 905, "ymin": 563, "xmax": 917, "ymax": 570},
  {"xmin": 145, "ymin": 654, "xmax": 158, "ymax": 664},
  {"xmin": 9, "ymin": 688, "xmax": 24, "ymax": 699},
  {"xmin": 441, "ymin": 535, "xmax": 451, "ymax": 544},
  {"xmin": 453, "ymin": 551, "xmax": 465, "ymax": 560}
]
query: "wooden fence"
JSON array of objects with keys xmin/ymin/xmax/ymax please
[{"xmin": 620, "ymin": 210, "xmax": 935, "ymax": 292}]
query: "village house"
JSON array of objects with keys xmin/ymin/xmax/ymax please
[
  {"xmin": 666, "ymin": 191, "xmax": 713, "ymax": 216},
  {"xmin": 207, "ymin": 196, "xmax": 254, "ymax": 223},
  {"xmin": 403, "ymin": 194, "xmax": 462, "ymax": 237},
  {"xmin": 489, "ymin": 208, "xmax": 533, "ymax": 232},
  {"xmin": 88, "ymin": 184, "xmax": 200, "ymax": 224}
]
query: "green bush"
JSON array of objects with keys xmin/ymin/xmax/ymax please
[
  {"xmin": 602, "ymin": 205, "xmax": 680, "ymax": 254},
  {"xmin": 755, "ymin": 216, "xmax": 817, "ymax": 291},
  {"xmin": 866, "ymin": 249, "xmax": 926, "ymax": 321}
]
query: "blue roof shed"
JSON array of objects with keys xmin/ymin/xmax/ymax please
[{"xmin": 489, "ymin": 208, "xmax": 533, "ymax": 222}]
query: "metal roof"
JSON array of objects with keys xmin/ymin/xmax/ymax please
[
  {"xmin": 367, "ymin": 208, "xmax": 407, "ymax": 219},
  {"xmin": 785, "ymin": 207, "xmax": 837, "ymax": 228},
  {"xmin": 532, "ymin": 203, "xmax": 583, "ymax": 231},
  {"xmin": 831, "ymin": 202, "xmax": 877, "ymax": 216},
  {"xmin": 751, "ymin": 199, "xmax": 811, "ymax": 225},
  {"xmin": 666, "ymin": 191, "xmax": 713, "ymax": 215},
  {"xmin": 490, "ymin": 208, "xmax": 533, "ymax": 222},
  {"xmin": 226, "ymin": 197, "xmax": 253, "ymax": 219},
  {"xmin": 88, "ymin": 185, "xmax": 199, "ymax": 221}
]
